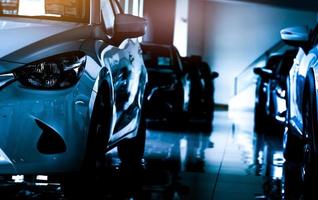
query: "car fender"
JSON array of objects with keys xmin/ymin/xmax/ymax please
[
  {"xmin": 89, "ymin": 64, "xmax": 115, "ymax": 128},
  {"xmin": 310, "ymin": 61, "xmax": 318, "ymax": 126}
]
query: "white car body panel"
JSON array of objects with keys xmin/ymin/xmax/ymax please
[
  {"xmin": 289, "ymin": 46, "xmax": 318, "ymax": 136},
  {"xmin": 0, "ymin": 18, "xmax": 81, "ymax": 60}
]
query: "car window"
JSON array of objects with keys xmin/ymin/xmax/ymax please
[
  {"xmin": 142, "ymin": 46, "xmax": 181, "ymax": 71},
  {"xmin": 157, "ymin": 56, "xmax": 171, "ymax": 66},
  {"xmin": 101, "ymin": 0, "xmax": 115, "ymax": 36}
]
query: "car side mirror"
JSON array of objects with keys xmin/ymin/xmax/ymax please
[
  {"xmin": 114, "ymin": 14, "xmax": 147, "ymax": 39},
  {"xmin": 211, "ymin": 72, "xmax": 219, "ymax": 79},
  {"xmin": 253, "ymin": 67, "xmax": 273, "ymax": 79},
  {"xmin": 280, "ymin": 26, "xmax": 309, "ymax": 48}
]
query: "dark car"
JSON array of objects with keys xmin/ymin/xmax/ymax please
[
  {"xmin": 253, "ymin": 50, "xmax": 297, "ymax": 132},
  {"xmin": 141, "ymin": 43, "xmax": 191, "ymax": 123},
  {"xmin": 182, "ymin": 55, "xmax": 218, "ymax": 129}
]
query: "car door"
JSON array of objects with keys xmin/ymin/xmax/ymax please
[{"xmin": 100, "ymin": 0, "xmax": 146, "ymax": 139}]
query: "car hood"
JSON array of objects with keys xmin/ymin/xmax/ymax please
[{"xmin": 0, "ymin": 17, "xmax": 81, "ymax": 61}]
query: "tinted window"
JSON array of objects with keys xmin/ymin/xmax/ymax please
[{"xmin": 142, "ymin": 45, "xmax": 178, "ymax": 70}]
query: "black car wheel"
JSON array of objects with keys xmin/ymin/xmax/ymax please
[
  {"xmin": 283, "ymin": 126, "xmax": 303, "ymax": 162},
  {"xmin": 118, "ymin": 111, "xmax": 146, "ymax": 166},
  {"xmin": 83, "ymin": 86, "xmax": 111, "ymax": 171},
  {"xmin": 62, "ymin": 86, "xmax": 112, "ymax": 198},
  {"xmin": 302, "ymin": 69, "xmax": 318, "ymax": 190},
  {"xmin": 254, "ymin": 80, "xmax": 268, "ymax": 132}
]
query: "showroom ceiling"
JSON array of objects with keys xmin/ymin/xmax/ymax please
[{"xmin": 209, "ymin": 0, "xmax": 318, "ymax": 11}]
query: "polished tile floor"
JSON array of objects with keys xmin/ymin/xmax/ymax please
[{"xmin": 0, "ymin": 111, "xmax": 303, "ymax": 199}]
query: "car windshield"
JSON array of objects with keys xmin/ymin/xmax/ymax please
[
  {"xmin": 142, "ymin": 46, "xmax": 176, "ymax": 70},
  {"xmin": 0, "ymin": 0, "xmax": 89, "ymax": 23}
]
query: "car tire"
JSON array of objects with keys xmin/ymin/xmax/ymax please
[
  {"xmin": 82, "ymin": 86, "xmax": 111, "ymax": 171},
  {"xmin": 118, "ymin": 112, "xmax": 146, "ymax": 166},
  {"xmin": 302, "ymin": 145, "xmax": 318, "ymax": 199},
  {"xmin": 254, "ymin": 80, "xmax": 268, "ymax": 132},
  {"xmin": 283, "ymin": 126, "xmax": 303, "ymax": 162},
  {"xmin": 302, "ymin": 69, "xmax": 318, "ymax": 191},
  {"xmin": 61, "ymin": 86, "xmax": 111, "ymax": 198},
  {"xmin": 174, "ymin": 86, "xmax": 186, "ymax": 123}
]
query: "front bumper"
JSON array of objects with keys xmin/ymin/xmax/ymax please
[
  {"xmin": 145, "ymin": 86, "xmax": 182, "ymax": 119},
  {"xmin": 0, "ymin": 78, "xmax": 93, "ymax": 174}
]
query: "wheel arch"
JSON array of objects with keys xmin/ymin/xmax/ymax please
[
  {"xmin": 303, "ymin": 67, "xmax": 318, "ymax": 154},
  {"xmin": 87, "ymin": 66, "xmax": 114, "ymax": 149}
]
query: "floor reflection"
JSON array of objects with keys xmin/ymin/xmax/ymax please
[
  {"xmin": 0, "ymin": 115, "xmax": 216, "ymax": 200},
  {"xmin": 231, "ymin": 109, "xmax": 306, "ymax": 200},
  {"xmin": 0, "ymin": 111, "xmax": 307, "ymax": 199}
]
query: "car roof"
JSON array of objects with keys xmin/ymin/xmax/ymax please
[
  {"xmin": 141, "ymin": 42, "xmax": 174, "ymax": 49},
  {"xmin": 141, "ymin": 43, "xmax": 176, "ymax": 57}
]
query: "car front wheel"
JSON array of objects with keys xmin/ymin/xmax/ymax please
[
  {"xmin": 118, "ymin": 112, "xmax": 146, "ymax": 166},
  {"xmin": 61, "ymin": 86, "xmax": 111, "ymax": 198},
  {"xmin": 283, "ymin": 126, "xmax": 303, "ymax": 163},
  {"xmin": 302, "ymin": 69, "xmax": 318, "ymax": 195},
  {"xmin": 83, "ymin": 86, "xmax": 111, "ymax": 171}
]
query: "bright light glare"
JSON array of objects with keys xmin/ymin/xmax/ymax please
[
  {"xmin": 36, "ymin": 175, "xmax": 48, "ymax": 181},
  {"xmin": 273, "ymin": 151, "xmax": 285, "ymax": 166},
  {"xmin": 132, "ymin": 0, "xmax": 139, "ymax": 16},
  {"xmin": 12, "ymin": 175, "xmax": 24, "ymax": 183},
  {"xmin": 272, "ymin": 166, "xmax": 283, "ymax": 179},
  {"xmin": 19, "ymin": 0, "xmax": 45, "ymax": 16},
  {"xmin": 180, "ymin": 137, "xmax": 188, "ymax": 171},
  {"xmin": 0, "ymin": 149, "xmax": 11, "ymax": 163},
  {"xmin": 35, "ymin": 183, "xmax": 49, "ymax": 186},
  {"xmin": 272, "ymin": 151, "xmax": 284, "ymax": 179}
]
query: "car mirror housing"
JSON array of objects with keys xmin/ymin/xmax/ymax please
[
  {"xmin": 280, "ymin": 26, "xmax": 309, "ymax": 48},
  {"xmin": 211, "ymin": 72, "xmax": 219, "ymax": 79},
  {"xmin": 253, "ymin": 67, "xmax": 273, "ymax": 79},
  {"xmin": 114, "ymin": 14, "xmax": 147, "ymax": 39}
]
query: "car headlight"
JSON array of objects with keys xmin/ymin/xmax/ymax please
[{"xmin": 14, "ymin": 52, "xmax": 86, "ymax": 89}]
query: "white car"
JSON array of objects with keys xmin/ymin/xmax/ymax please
[
  {"xmin": 0, "ymin": 0, "xmax": 147, "ymax": 174},
  {"xmin": 282, "ymin": 25, "xmax": 318, "ymax": 183}
]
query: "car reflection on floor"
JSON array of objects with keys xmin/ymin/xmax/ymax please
[
  {"xmin": 0, "ymin": 116, "xmax": 215, "ymax": 200},
  {"xmin": 0, "ymin": 111, "xmax": 307, "ymax": 199}
]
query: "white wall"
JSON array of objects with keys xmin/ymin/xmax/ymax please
[
  {"xmin": 188, "ymin": 0, "xmax": 317, "ymax": 105},
  {"xmin": 120, "ymin": 0, "xmax": 144, "ymax": 16},
  {"xmin": 173, "ymin": 0, "xmax": 189, "ymax": 57},
  {"xmin": 188, "ymin": 0, "xmax": 205, "ymax": 56}
]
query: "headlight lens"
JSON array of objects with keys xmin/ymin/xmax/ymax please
[{"xmin": 14, "ymin": 52, "xmax": 86, "ymax": 89}]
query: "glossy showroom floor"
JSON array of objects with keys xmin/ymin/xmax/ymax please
[{"xmin": 0, "ymin": 110, "xmax": 303, "ymax": 199}]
